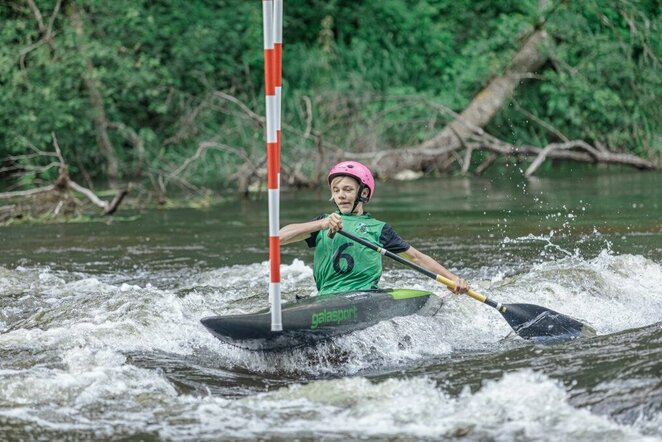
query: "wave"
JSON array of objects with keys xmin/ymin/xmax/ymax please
[
  {"xmin": 2, "ymin": 249, "xmax": 662, "ymax": 440},
  {"xmin": 2, "ymin": 250, "xmax": 662, "ymax": 372}
]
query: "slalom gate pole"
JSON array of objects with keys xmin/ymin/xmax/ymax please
[
  {"xmin": 263, "ymin": 0, "xmax": 282, "ymax": 331},
  {"xmin": 274, "ymin": 0, "xmax": 282, "ymax": 167}
]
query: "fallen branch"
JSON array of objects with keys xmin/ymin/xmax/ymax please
[
  {"xmin": 0, "ymin": 185, "xmax": 55, "ymax": 199},
  {"xmin": 339, "ymin": 29, "xmax": 552, "ymax": 175},
  {"xmin": 0, "ymin": 133, "xmax": 128, "ymax": 216},
  {"xmin": 66, "ymin": 180, "xmax": 127, "ymax": 214},
  {"xmin": 469, "ymin": 135, "xmax": 657, "ymax": 176}
]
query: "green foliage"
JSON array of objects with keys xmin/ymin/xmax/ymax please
[
  {"xmin": 1, "ymin": 0, "xmax": 659, "ymax": 192},
  {"xmin": 489, "ymin": 0, "xmax": 660, "ymax": 156}
]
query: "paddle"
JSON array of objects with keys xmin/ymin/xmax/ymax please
[{"xmin": 335, "ymin": 229, "xmax": 596, "ymax": 342}]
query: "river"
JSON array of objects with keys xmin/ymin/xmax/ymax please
[{"xmin": 1, "ymin": 171, "xmax": 661, "ymax": 441}]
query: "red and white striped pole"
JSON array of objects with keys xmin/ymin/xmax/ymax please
[
  {"xmin": 263, "ymin": 0, "xmax": 282, "ymax": 331},
  {"xmin": 273, "ymin": 0, "xmax": 282, "ymax": 166}
]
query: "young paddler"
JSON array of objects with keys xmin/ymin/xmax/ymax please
[{"xmin": 279, "ymin": 161, "xmax": 469, "ymax": 296}]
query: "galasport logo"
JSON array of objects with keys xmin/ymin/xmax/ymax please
[{"xmin": 310, "ymin": 306, "xmax": 358, "ymax": 329}]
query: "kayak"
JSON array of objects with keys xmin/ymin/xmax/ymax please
[{"xmin": 201, "ymin": 288, "xmax": 441, "ymax": 351}]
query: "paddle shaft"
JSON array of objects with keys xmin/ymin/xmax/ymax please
[{"xmin": 336, "ymin": 230, "xmax": 506, "ymax": 313}]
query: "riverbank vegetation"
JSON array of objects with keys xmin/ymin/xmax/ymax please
[{"xmin": 1, "ymin": 0, "xmax": 660, "ymax": 223}]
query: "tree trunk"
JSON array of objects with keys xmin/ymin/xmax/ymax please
[
  {"xmin": 66, "ymin": 3, "xmax": 119, "ymax": 187},
  {"xmin": 427, "ymin": 30, "xmax": 550, "ymax": 150},
  {"xmin": 351, "ymin": 30, "xmax": 551, "ymax": 177}
]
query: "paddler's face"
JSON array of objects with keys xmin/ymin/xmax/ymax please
[{"xmin": 331, "ymin": 176, "xmax": 366, "ymax": 214}]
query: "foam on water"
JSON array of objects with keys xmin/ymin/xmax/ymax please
[
  {"xmin": 2, "ymin": 349, "xmax": 660, "ymax": 440},
  {"xmin": 494, "ymin": 250, "xmax": 662, "ymax": 335},
  {"xmin": 161, "ymin": 247, "xmax": 662, "ymax": 375},
  {"xmin": 0, "ymin": 270, "xmax": 215, "ymax": 356},
  {"xmin": 96, "ymin": 370, "xmax": 661, "ymax": 440},
  {"xmin": 2, "ymin": 247, "xmax": 662, "ymax": 439},
  {"xmin": 0, "ymin": 346, "xmax": 178, "ymax": 437},
  {"xmin": 3, "ymin": 248, "xmax": 662, "ymax": 376}
]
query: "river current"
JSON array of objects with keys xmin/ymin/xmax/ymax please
[{"xmin": 1, "ymin": 171, "xmax": 661, "ymax": 441}]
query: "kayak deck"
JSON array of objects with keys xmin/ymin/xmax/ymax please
[{"xmin": 201, "ymin": 288, "xmax": 440, "ymax": 351}]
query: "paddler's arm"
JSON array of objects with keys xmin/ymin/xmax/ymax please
[
  {"xmin": 279, "ymin": 213, "xmax": 343, "ymax": 245},
  {"xmin": 399, "ymin": 246, "xmax": 469, "ymax": 293}
]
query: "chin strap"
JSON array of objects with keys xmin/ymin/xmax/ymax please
[{"xmin": 353, "ymin": 183, "xmax": 373, "ymax": 213}]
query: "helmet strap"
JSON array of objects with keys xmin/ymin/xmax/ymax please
[
  {"xmin": 350, "ymin": 183, "xmax": 368, "ymax": 214},
  {"xmin": 357, "ymin": 183, "xmax": 369, "ymax": 204}
]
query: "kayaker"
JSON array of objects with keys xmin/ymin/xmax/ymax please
[{"xmin": 279, "ymin": 161, "xmax": 469, "ymax": 296}]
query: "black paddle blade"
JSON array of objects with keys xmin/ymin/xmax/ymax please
[{"xmin": 500, "ymin": 303, "xmax": 596, "ymax": 342}]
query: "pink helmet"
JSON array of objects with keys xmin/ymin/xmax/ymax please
[{"xmin": 328, "ymin": 161, "xmax": 375, "ymax": 203}]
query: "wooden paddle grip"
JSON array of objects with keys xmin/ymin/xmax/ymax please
[{"xmin": 435, "ymin": 274, "xmax": 487, "ymax": 303}]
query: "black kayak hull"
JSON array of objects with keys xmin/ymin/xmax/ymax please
[{"xmin": 201, "ymin": 288, "xmax": 440, "ymax": 351}]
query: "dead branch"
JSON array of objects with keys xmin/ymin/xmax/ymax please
[
  {"xmin": 302, "ymin": 95, "xmax": 313, "ymax": 139},
  {"xmin": 213, "ymin": 91, "xmax": 262, "ymax": 122},
  {"xmin": 108, "ymin": 122, "xmax": 146, "ymax": 179},
  {"xmin": 228, "ymin": 155, "xmax": 268, "ymax": 195},
  {"xmin": 333, "ymin": 29, "xmax": 551, "ymax": 176},
  {"xmin": 163, "ymin": 99, "xmax": 207, "ymax": 146},
  {"xmin": 26, "ymin": 0, "xmax": 46, "ymax": 32},
  {"xmin": 448, "ymin": 125, "xmax": 474, "ymax": 175},
  {"xmin": 167, "ymin": 174, "xmax": 206, "ymax": 195},
  {"xmin": 474, "ymin": 153, "xmax": 498, "ymax": 176},
  {"xmin": 0, "ymin": 185, "xmax": 55, "ymax": 199},
  {"xmin": 164, "ymin": 140, "xmax": 255, "ymax": 188},
  {"xmin": 19, "ymin": 0, "xmax": 62, "ymax": 69},
  {"xmin": 421, "ymin": 30, "xmax": 549, "ymax": 154},
  {"xmin": 51, "ymin": 133, "xmax": 127, "ymax": 213},
  {"xmin": 461, "ymin": 147, "xmax": 473, "ymax": 174},
  {"xmin": 0, "ymin": 134, "xmax": 128, "ymax": 216},
  {"xmin": 330, "ymin": 87, "xmax": 656, "ymax": 179},
  {"xmin": 0, "ymin": 161, "xmax": 59, "ymax": 175},
  {"xmin": 469, "ymin": 135, "xmax": 657, "ymax": 176}
]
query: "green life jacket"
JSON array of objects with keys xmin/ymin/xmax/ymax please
[{"xmin": 311, "ymin": 213, "xmax": 389, "ymax": 296}]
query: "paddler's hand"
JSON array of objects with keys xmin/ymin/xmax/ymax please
[
  {"xmin": 452, "ymin": 277, "xmax": 469, "ymax": 294},
  {"xmin": 323, "ymin": 213, "xmax": 343, "ymax": 238}
]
